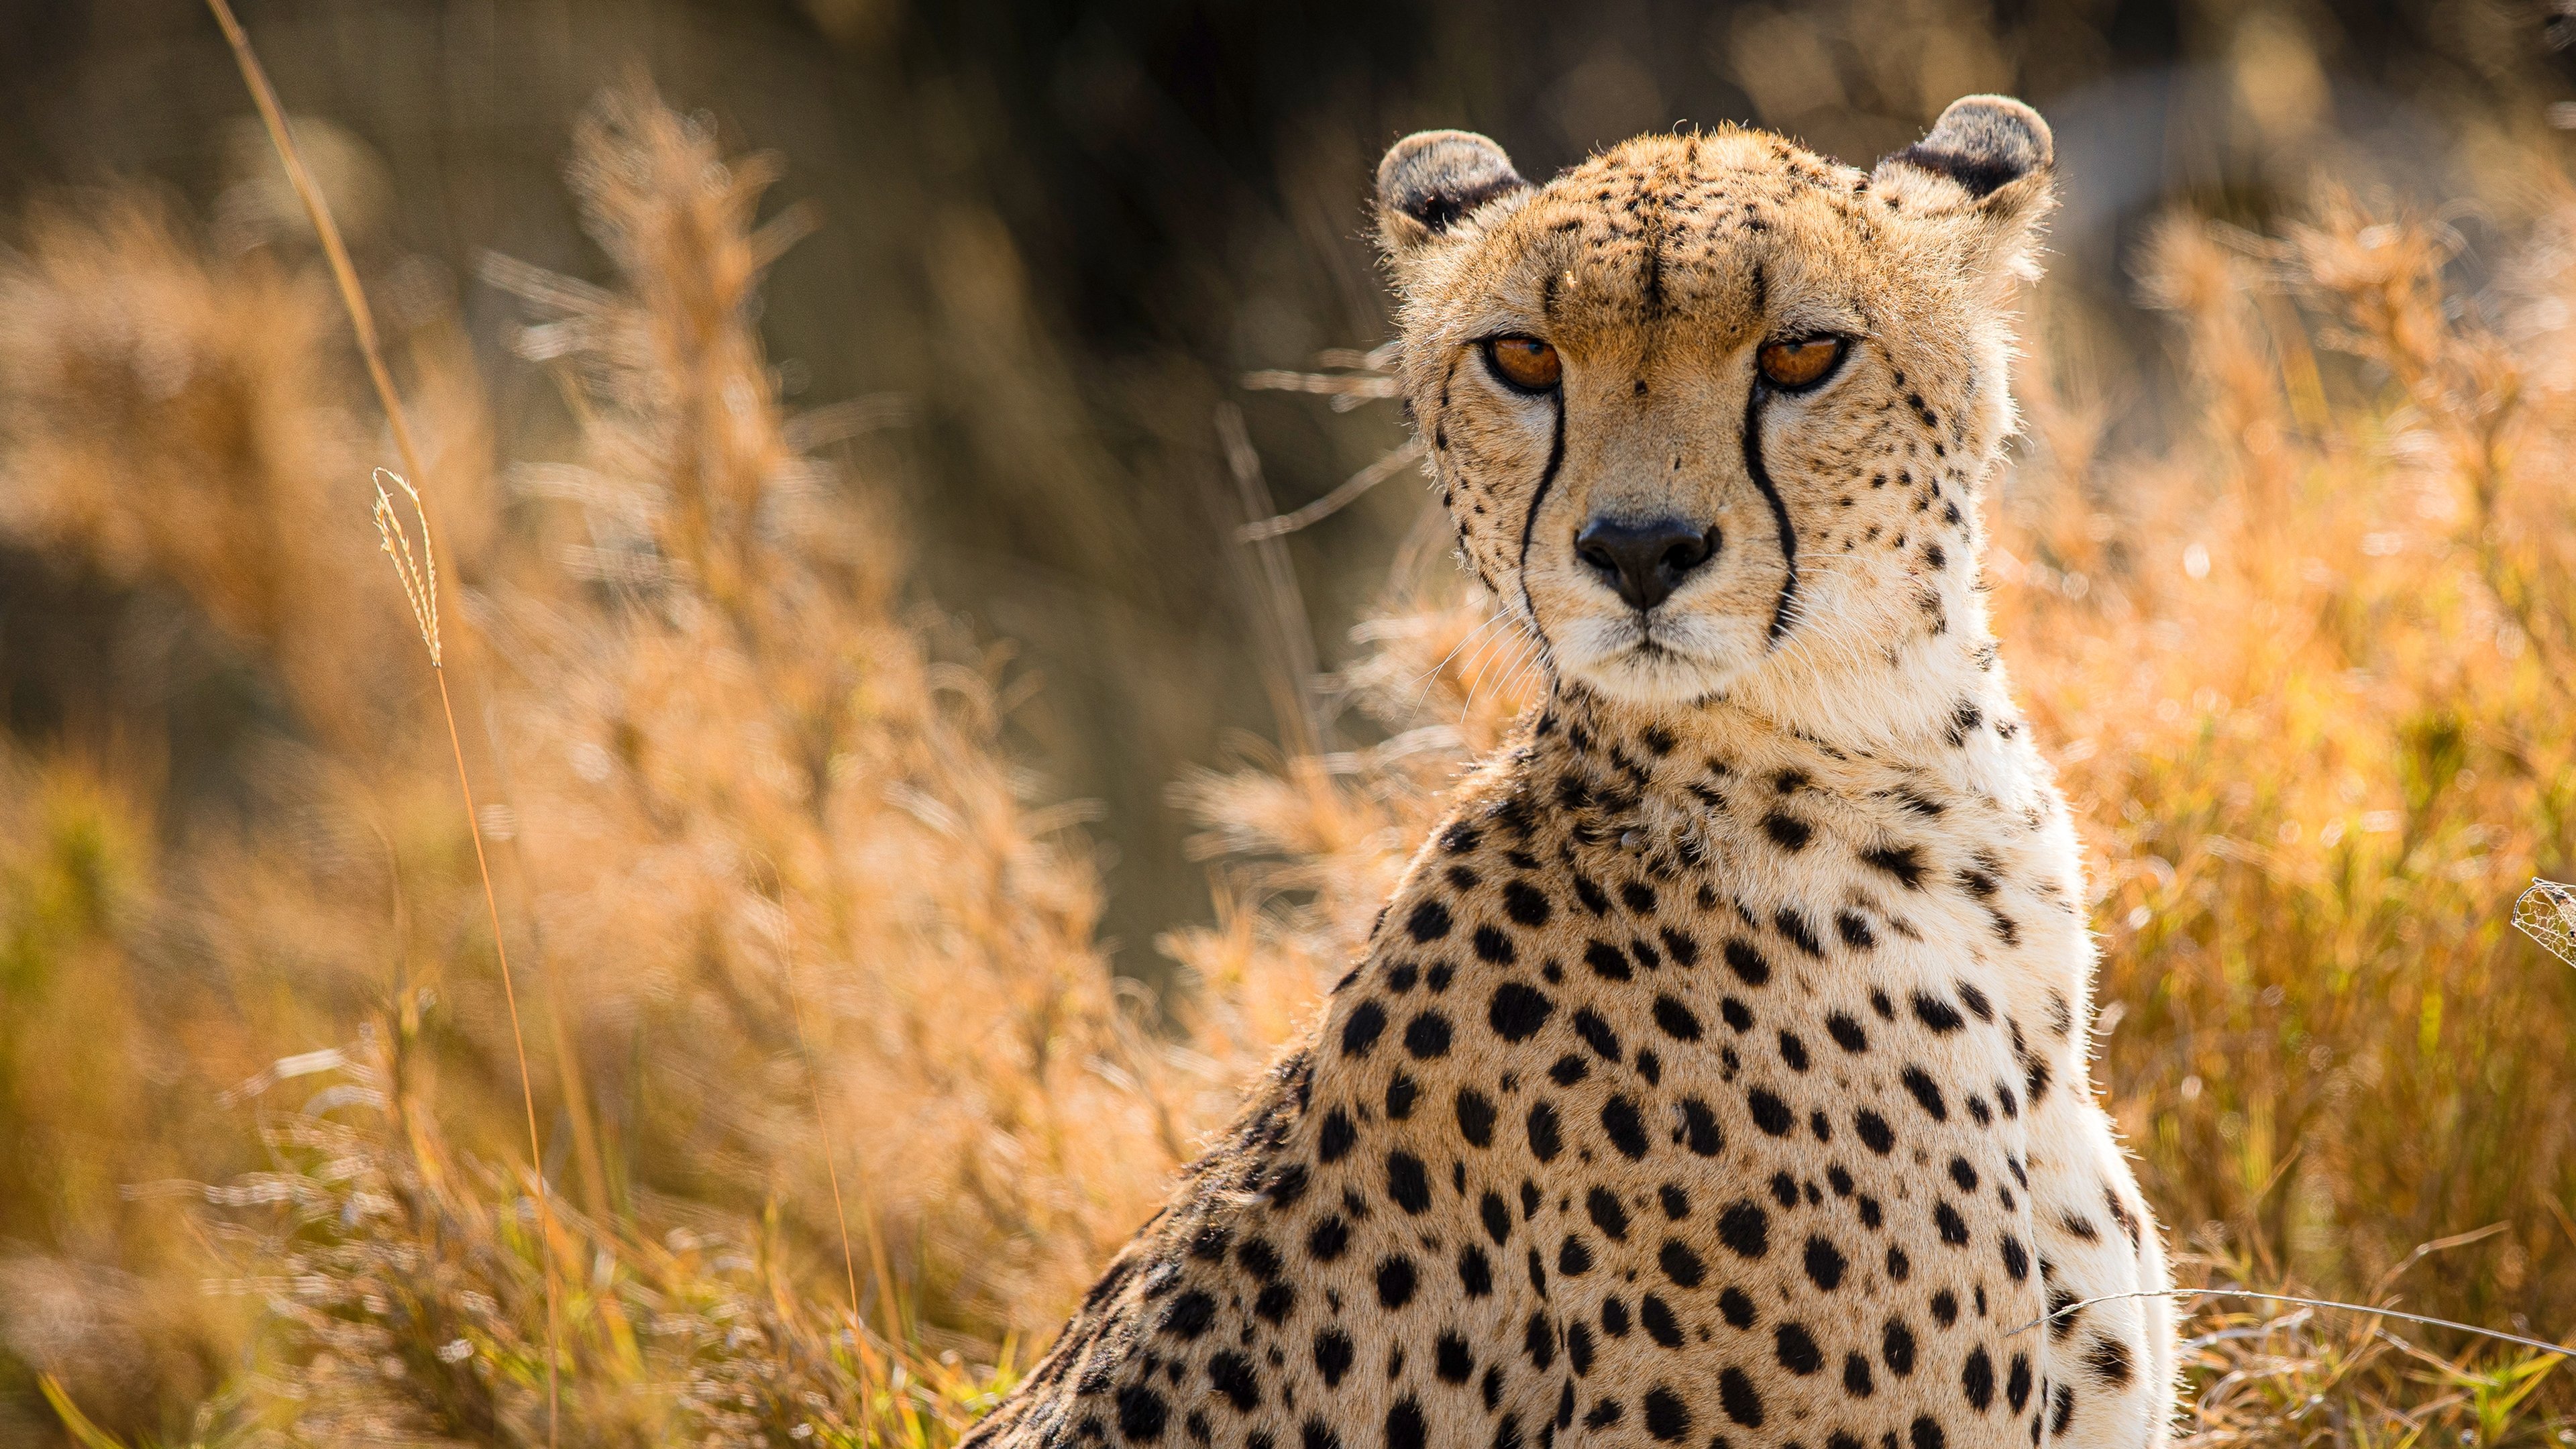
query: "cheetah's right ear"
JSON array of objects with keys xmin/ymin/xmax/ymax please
[
  {"xmin": 1377, "ymin": 130, "xmax": 1528, "ymax": 273},
  {"xmin": 1870, "ymin": 96, "xmax": 2055, "ymax": 289}
]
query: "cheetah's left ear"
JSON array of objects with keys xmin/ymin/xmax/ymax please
[
  {"xmin": 1376, "ymin": 129, "xmax": 1530, "ymax": 280},
  {"xmin": 1870, "ymin": 95, "xmax": 2055, "ymax": 286}
]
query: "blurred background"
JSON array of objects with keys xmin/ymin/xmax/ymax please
[{"xmin": 1, "ymin": 1, "xmax": 2574, "ymax": 1444}]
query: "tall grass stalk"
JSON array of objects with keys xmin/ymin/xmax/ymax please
[{"xmin": 203, "ymin": 2, "xmax": 561, "ymax": 1439}]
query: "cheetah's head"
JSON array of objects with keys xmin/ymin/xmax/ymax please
[{"xmin": 1377, "ymin": 97, "xmax": 2053, "ymax": 742}]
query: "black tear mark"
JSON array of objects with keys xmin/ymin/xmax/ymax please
[
  {"xmin": 1514, "ymin": 392, "xmax": 1570, "ymax": 651},
  {"xmin": 1741, "ymin": 382, "xmax": 1801, "ymax": 647}
]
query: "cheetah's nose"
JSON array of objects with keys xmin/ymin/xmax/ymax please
[{"xmin": 1574, "ymin": 517, "xmax": 1719, "ymax": 612}]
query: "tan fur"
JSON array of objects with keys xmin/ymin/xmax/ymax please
[{"xmin": 967, "ymin": 97, "xmax": 2175, "ymax": 1449}]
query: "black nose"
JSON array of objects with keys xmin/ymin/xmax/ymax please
[{"xmin": 1574, "ymin": 517, "xmax": 1719, "ymax": 611}]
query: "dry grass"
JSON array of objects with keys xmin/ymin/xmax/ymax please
[{"xmin": 0, "ymin": 34, "xmax": 2571, "ymax": 1449}]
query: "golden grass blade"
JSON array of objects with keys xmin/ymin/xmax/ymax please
[
  {"xmin": 205, "ymin": 3, "xmax": 561, "ymax": 1440},
  {"xmin": 36, "ymin": 1376, "xmax": 131, "ymax": 1449},
  {"xmin": 2009, "ymin": 1289, "xmax": 2572, "ymax": 1360}
]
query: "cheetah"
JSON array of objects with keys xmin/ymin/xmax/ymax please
[{"xmin": 965, "ymin": 95, "xmax": 2176, "ymax": 1449}]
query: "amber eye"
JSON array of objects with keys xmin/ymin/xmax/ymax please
[
  {"xmin": 1756, "ymin": 336, "xmax": 1847, "ymax": 390},
  {"xmin": 1484, "ymin": 335, "xmax": 1562, "ymax": 392}
]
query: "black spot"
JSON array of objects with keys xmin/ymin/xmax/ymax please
[
  {"xmin": 1861, "ymin": 845, "xmax": 1925, "ymax": 889},
  {"xmin": 1387, "ymin": 1398, "xmax": 1428, "ymax": 1449},
  {"xmin": 1803, "ymin": 1236, "xmax": 1847, "ymax": 1290},
  {"xmin": 1407, "ymin": 899, "xmax": 1452, "ymax": 943},
  {"xmin": 1642, "ymin": 1295, "xmax": 1683, "ymax": 1347},
  {"xmin": 1583, "ymin": 940, "xmax": 1633, "ymax": 981},
  {"xmin": 1459, "ymin": 1244, "xmax": 1495, "ymax": 1297},
  {"xmin": 1238, "ymin": 1236, "xmax": 1283, "ymax": 1281},
  {"xmin": 1776, "ymin": 1323, "xmax": 1823, "ymax": 1375},
  {"xmin": 1587, "ymin": 1187, "xmax": 1632, "ymax": 1241},
  {"xmin": 2000, "ymin": 1235, "xmax": 2029, "ymax": 1281},
  {"xmin": 1775, "ymin": 908, "xmax": 1824, "ymax": 957},
  {"xmin": 1721, "ymin": 998, "xmax": 1754, "ymax": 1032},
  {"xmin": 1405, "ymin": 1011, "xmax": 1454, "ymax": 1059},
  {"xmin": 1207, "ymin": 1350, "xmax": 1260, "ymax": 1409},
  {"xmin": 1844, "ymin": 1352, "xmax": 1876, "ymax": 1398},
  {"xmin": 1574, "ymin": 875, "xmax": 1610, "ymax": 915},
  {"xmin": 2052, "ymin": 1382, "xmax": 2076, "ymax": 1436},
  {"xmin": 1644, "ymin": 1388, "xmax": 1693, "ymax": 1443},
  {"xmin": 1558, "ymin": 1234, "xmax": 1594, "ymax": 1276},
  {"xmin": 1573, "ymin": 1008, "xmax": 1623, "ymax": 1061},
  {"xmin": 1117, "ymin": 1383, "xmax": 1171, "ymax": 1441},
  {"xmin": 1717, "ymin": 1200, "xmax": 1770, "ymax": 1258},
  {"xmin": 1456, "ymin": 1089, "xmax": 1498, "ymax": 1148},
  {"xmin": 2084, "ymin": 1336, "xmax": 2134, "ymax": 1388},
  {"xmin": 1265, "ymin": 1163, "xmax": 1310, "ymax": 1208},
  {"xmin": 1949, "ymin": 1157, "xmax": 1979, "ymax": 1191},
  {"xmin": 1311, "ymin": 1326, "xmax": 1358, "ymax": 1386},
  {"xmin": 1778, "ymin": 1032, "xmax": 1811, "ymax": 1072},
  {"xmin": 1503, "ymin": 881, "xmax": 1552, "ymax": 926},
  {"xmin": 1935, "ymin": 1201, "xmax": 1971, "ymax": 1245},
  {"xmin": 1658, "ymin": 1238, "xmax": 1706, "ymax": 1288},
  {"xmin": 1578, "ymin": 1395, "xmax": 1615, "ymax": 1430},
  {"xmin": 1549, "ymin": 1053, "xmax": 1589, "ymax": 1086},
  {"xmin": 1658, "ymin": 928, "xmax": 1700, "ymax": 966},
  {"xmin": 1957, "ymin": 981, "xmax": 1993, "ymax": 1021},
  {"xmin": 1303, "ymin": 1420, "xmax": 1341, "ymax": 1449},
  {"xmin": 1836, "ymin": 912, "xmax": 1876, "ymax": 949},
  {"xmin": 1307, "ymin": 1216, "xmax": 1350, "ymax": 1263},
  {"xmin": 1376, "ymin": 1256, "xmax": 1418, "ymax": 1309},
  {"xmin": 1912, "ymin": 993, "xmax": 1966, "ymax": 1034},
  {"xmin": 1652, "ymin": 995, "xmax": 1703, "ymax": 1041},
  {"xmin": 1884, "ymin": 1318, "xmax": 1918, "ymax": 1375},
  {"xmin": 1385, "ymin": 1072, "xmax": 1419, "ymax": 1120},
  {"xmin": 1763, "ymin": 813, "xmax": 1813, "ymax": 851},
  {"xmin": 1622, "ymin": 881, "xmax": 1659, "ymax": 913},
  {"xmin": 1566, "ymin": 1320, "xmax": 1595, "ymax": 1373},
  {"xmin": 1963, "ymin": 1346, "xmax": 1996, "ymax": 1410},
  {"xmin": 1318, "ymin": 1108, "xmax": 1356, "ymax": 1163},
  {"xmin": 2007, "ymin": 1352, "xmax": 2034, "ymax": 1412},
  {"xmin": 1723, "ymin": 940, "xmax": 1772, "ymax": 985},
  {"xmin": 1524, "ymin": 1311, "xmax": 1556, "ymax": 1369},
  {"xmin": 1719, "ymin": 1367, "xmax": 1766, "ymax": 1428},
  {"xmin": 1855, "ymin": 1109, "xmax": 1895, "ymax": 1155},
  {"xmin": 1719, "ymin": 1287, "xmax": 1758, "ymax": 1328},
  {"xmin": 1436, "ymin": 1333, "xmax": 1475, "ymax": 1384},
  {"xmin": 1474, "ymin": 926, "xmax": 1517, "ymax": 965},
  {"xmin": 1887, "ymin": 1246, "xmax": 1911, "ymax": 1281},
  {"xmin": 1489, "ymin": 983, "xmax": 1554, "ymax": 1042},
  {"xmin": 1911, "ymin": 1414, "xmax": 1945, "ymax": 1449},
  {"xmin": 1387, "ymin": 1151, "xmax": 1433, "ymax": 1214},
  {"xmin": 1342, "ymin": 1002, "xmax": 1387, "ymax": 1057},
  {"xmin": 1160, "ymin": 1290, "xmax": 1218, "ymax": 1340},
  {"xmin": 1601, "ymin": 1095, "xmax": 1650, "ymax": 1159},
  {"xmin": 1931, "ymin": 1291, "xmax": 1960, "ymax": 1327},
  {"xmin": 1748, "ymin": 1088, "xmax": 1794, "ymax": 1136},
  {"xmin": 1527, "ymin": 1101, "xmax": 1564, "ymax": 1161},
  {"xmin": 1900, "ymin": 1067, "xmax": 1949, "ymax": 1121},
  {"xmin": 1679, "ymin": 1098, "xmax": 1723, "ymax": 1156}
]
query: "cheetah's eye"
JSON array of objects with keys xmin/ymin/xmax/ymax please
[
  {"xmin": 1483, "ymin": 335, "xmax": 1562, "ymax": 392},
  {"xmin": 1756, "ymin": 336, "xmax": 1847, "ymax": 391}
]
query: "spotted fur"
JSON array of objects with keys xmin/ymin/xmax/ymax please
[{"xmin": 966, "ymin": 96, "xmax": 2175, "ymax": 1449}]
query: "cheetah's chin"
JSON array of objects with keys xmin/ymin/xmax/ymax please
[{"xmin": 1553, "ymin": 615, "xmax": 1766, "ymax": 707}]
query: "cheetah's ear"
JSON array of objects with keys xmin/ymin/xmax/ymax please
[
  {"xmin": 1870, "ymin": 95, "xmax": 2055, "ymax": 285},
  {"xmin": 1377, "ymin": 129, "xmax": 1529, "ymax": 272}
]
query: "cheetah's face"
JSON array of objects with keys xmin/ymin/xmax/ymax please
[{"xmin": 1377, "ymin": 99, "xmax": 2054, "ymax": 715}]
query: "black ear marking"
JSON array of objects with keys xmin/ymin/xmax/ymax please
[
  {"xmin": 1379, "ymin": 130, "xmax": 1527, "ymax": 235},
  {"xmin": 1882, "ymin": 95, "xmax": 2051, "ymax": 199}
]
